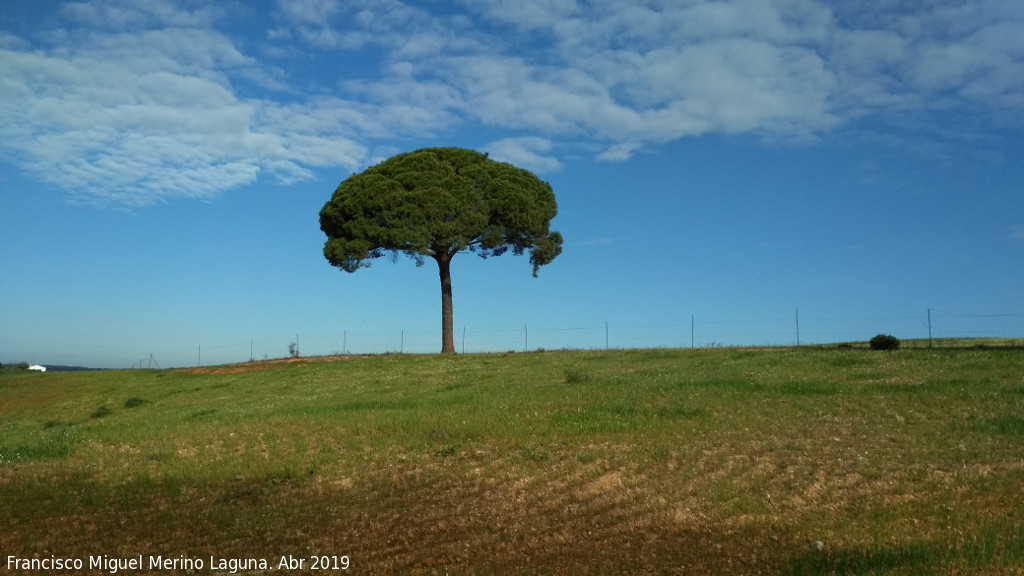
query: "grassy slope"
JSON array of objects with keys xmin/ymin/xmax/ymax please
[{"xmin": 2, "ymin": 348, "xmax": 1023, "ymax": 575}]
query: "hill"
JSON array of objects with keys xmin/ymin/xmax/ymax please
[
  {"xmin": 2, "ymin": 348, "xmax": 1023, "ymax": 574},
  {"xmin": 2, "ymin": 363, "xmax": 107, "ymax": 373}
]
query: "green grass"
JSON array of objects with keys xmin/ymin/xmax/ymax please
[
  {"xmin": 2, "ymin": 347, "xmax": 1023, "ymax": 574},
  {"xmin": 823, "ymin": 337, "xmax": 1023, "ymax": 350}
]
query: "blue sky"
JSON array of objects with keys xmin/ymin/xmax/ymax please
[{"xmin": 2, "ymin": 0, "xmax": 1022, "ymax": 367}]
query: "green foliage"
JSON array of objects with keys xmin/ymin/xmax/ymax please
[
  {"xmin": 320, "ymin": 147, "xmax": 562, "ymax": 274},
  {"xmin": 870, "ymin": 333, "xmax": 901, "ymax": 350},
  {"xmin": 320, "ymin": 147, "xmax": 563, "ymax": 353}
]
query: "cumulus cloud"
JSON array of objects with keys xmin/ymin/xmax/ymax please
[
  {"xmin": 485, "ymin": 137, "xmax": 562, "ymax": 174},
  {"xmin": 828, "ymin": 1, "xmax": 1024, "ymax": 117},
  {"xmin": 1, "ymin": 0, "xmax": 1022, "ymax": 207},
  {"xmin": 59, "ymin": 0, "xmax": 225, "ymax": 30},
  {"xmin": 276, "ymin": 0, "xmax": 340, "ymax": 25},
  {"xmin": 272, "ymin": 0, "xmax": 450, "ymax": 52},
  {"xmin": 0, "ymin": 12, "xmax": 371, "ymax": 206},
  {"xmin": 468, "ymin": 0, "xmax": 581, "ymax": 31},
  {"xmin": 597, "ymin": 143, "xmax": 641, "ymax": 162}
]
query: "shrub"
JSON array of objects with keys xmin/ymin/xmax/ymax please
[{"xmin": 870, "ymin": 334, "xmax": 900, "ymax": 351}]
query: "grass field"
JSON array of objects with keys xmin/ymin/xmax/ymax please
[{"xmin": 2, "ymin": 347, "xmax": 1023, "ymax": 575}]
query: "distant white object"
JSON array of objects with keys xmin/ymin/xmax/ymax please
[{"xmin": 28, "ymin": 365, "xmax": 47, "ymax": 372}]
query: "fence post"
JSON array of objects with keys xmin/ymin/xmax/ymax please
[{"xmin": 928, "ymin": 309, "xmax": 933, "ymax": 349}]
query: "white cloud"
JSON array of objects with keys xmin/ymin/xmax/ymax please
[
  {"xmin": 276, "ymin": 0, "xmax": 340, "ymax": 26},
  {"xmin": 632, "ymin": 39, "xmax": 838, "ymax": 137},
  {"xmin": 444, "ymin": 56, "xmax": 618, "ymax": 135},
  {"xmin": 0, "ymin": 31, "xmax": 28, "ymax": 49},
  {"xmin": 417, "ymin": 1, "xmax": 843, "ymax": 146},
  {"xmin": 484, "ymin": 137, "xmax": 562, "ymax": 173},
  {"xmin": 0, "ymin": 24, "xmax": 371, "ymax": 207},
  {"xmin": 597, "ymin": 143, "xmax": 640, "ymax": 162},
  {"xmin": 273, "ymin": 0, "xmax": 445, "ymax": 52},
  {"xmin": 829, "ymin": 1, "xmax": 1024, "ymax": 119},
  {"xmin": 467, "ymin": 0, "xmax": 581, "ymax": 31},
  {"xmin": 638, "ymin": 0, "xmax": 833, "ymax": 46},
  {"xmin": 60, "ymin": 0, "xmax": 225, "ymax": 30},
  {"xmin": 2, "ymin": 0, "xmax": 1022, "ymax": 207}
]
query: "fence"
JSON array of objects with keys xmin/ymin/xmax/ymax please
[{"xmin": 134, "ymin": 310, "xmax": 1024, "ymax": 369}]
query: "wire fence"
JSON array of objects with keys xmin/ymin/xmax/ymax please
[{"xmin": 132, "ymin": 310, "xmax": 1024, "ymax": 369}]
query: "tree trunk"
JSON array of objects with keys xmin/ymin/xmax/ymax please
[{"xmin": 436, "ymin": 255, "xmax": 456, "ymax": 354}]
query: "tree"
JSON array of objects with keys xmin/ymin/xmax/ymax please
[{"xmin": 320, "ymin": 147, "xmax": 563, "ymax": 354}]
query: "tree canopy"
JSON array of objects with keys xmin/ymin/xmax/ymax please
[{"xmin": 319, "ymin": 147, "xmax": 562, "ymax": 353}]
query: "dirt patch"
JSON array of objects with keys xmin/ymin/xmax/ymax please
[{"xmin": 179, "ymin": 355, "xmax": 360, "ymax": 375}]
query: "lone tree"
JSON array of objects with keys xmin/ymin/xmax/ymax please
[{"xmin": 319, "ymin": 147, "xmax": 563, "ymax": 354}]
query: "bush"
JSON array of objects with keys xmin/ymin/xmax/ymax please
[{"xmin": 870, "ymin": 334, "xmax": 900, "ymax": 351}]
